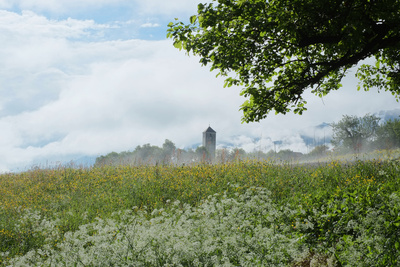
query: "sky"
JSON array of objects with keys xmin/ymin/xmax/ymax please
[{"xmin": 0, "ymin": 0, "xmax": 399, "ymax": 172}]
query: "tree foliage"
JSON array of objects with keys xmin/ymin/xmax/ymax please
[
  {"xmin": 331, "ymin": 114, "xmax": 380, "ymax": 152},
  {"xmin": 167, "ymin": 0, "xmax": 400, "ymax": 122},
  {"xmin": 308, "ymin": 145, "xmax": 329, "ymax": 158},
  {"xmin": 375, "ymin": 118, "xmax": 400, "ymax": 149},
  {"xmin": 95, "ymin": 140, "xmax": 174, "ymax": 166}
]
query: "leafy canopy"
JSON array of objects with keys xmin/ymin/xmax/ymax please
[
  {"xmin": 330, "ymin": 114, "xmax": 380, "ymax": 152},
  {"xmin": 167, "ymin": 0, "xmax": 400, "ymax": 122}
]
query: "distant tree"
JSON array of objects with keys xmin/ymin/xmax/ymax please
[
  {"xmin": 228, "ymin": 148, "xmax": 247, "ymax": 161},
  {"xmin": 216, "ymin": 148, "xmax": 229, "ymax": 163},
  {"xmin": 242, "ymin": 150, "xmax": 263, "ymax": 160},
  {"xmin": 94, "ymin": 155, "xmax": 107, "ymax": 166},
  {"xmin": 331, "ymin": 114, "xmax": 380, "ymax": 153},
  {"xmin": 265, "ymin": 149, "xmax": 277, "ymax": 158},
  {"xmin": 308, "ymin": 145, "xmax": 329, "ymax": 158},
  {"xmin": 375, "ymin": 119, "xmax": 400, "ymax": 149},
  {"xmin": 133, "ymin": 144, "xmax": 163, "ymax": 164},
  {"xmin": 161, "ymin": 139, "xmax": 176, "ymax": 164},
  {"xmin": 94, "ymin": 152, "xmax": 123, "ymax": 166},
  {"xmin": 275, "ymin": 149, "xmax": 303, "ymax": 161},
  {"xmin": 195, "ymin": 146, "xmax": 209, "ymax": 162},
  {"xmin": 182, "ymin": 148, "xmax": 197, "ymax": 163},
  {"xmin": 244, "ymin": 149, "xmax": 276, "ymax": 160},
  {"xmin": 162, "ymin": 139, "xmax": 176, "ymax": 153},
  {"xmin": 168, "ymin": 0, "xmax": 400, "ymax": 122},
  {"xmin": 95, "ymin": 140, "xmax": 215, "ymax": 167}
]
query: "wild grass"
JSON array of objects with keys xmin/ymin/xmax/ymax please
[{"xmin": 1, "ymin": 155, "xmax": 399, "ymax": 266}]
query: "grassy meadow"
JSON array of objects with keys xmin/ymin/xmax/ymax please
[{"xmin": 1, "ymin": 151, "xmax": 400, "ymax": 266}]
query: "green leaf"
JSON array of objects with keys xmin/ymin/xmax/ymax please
[
  {"xmin": 168, "ymin": 0, "xmax": 400, "ymax": 122},
  {"xmin": 190, "ymin": 15, "xmax": 197, "ymax": 24},
  {"xmin": 173, "ymin": 41, "xmax": 183, "ymax": 50}
]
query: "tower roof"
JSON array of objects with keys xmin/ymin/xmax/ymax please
[{"xmin": 203, "ymin": 126, "xmax": 216, "ymax": 133}]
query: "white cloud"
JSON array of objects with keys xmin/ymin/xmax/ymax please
[
  {"xmin": 0, "ymin": 9, "xmax": 399, "ymax": 172},
  {"xmin": 1, "ymin": 0, "xmax": 129, "ymax": 13},
  {"xmin": 0, "ymin": 0, "xmax": 209, "ymax": 42},
  {"xmin": 131, "ymin": 0, "xmax": 206, "ymax": 17},
  {"xmin": 0, "ymin": 10, "xmax": 107, "ymax": 38},
  {"xmin": 0, "ymin": 0, "xmax": 205, "ymax": 18},
  {"xmin": 0, "ymin": 10, "xmax": 117, "ymax": 118},
  {"xmin": 0, "ymin": 10, "xmax": 110, "ymax": 71},
  {"xmin": 140, "ymin": 22, "xmax": 160, "ymax": 28},
  {"xmin": 0, "ymin": 0, "xmax": 11, "ymax": 9},
  {"xmin": 0, "ymin": 13, "xmax": 241, "ymax": 171}
]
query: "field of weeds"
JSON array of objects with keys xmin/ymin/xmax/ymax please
[{"xmin": 1, "ymin": 157, "xmax": 400, "ymax": 266}]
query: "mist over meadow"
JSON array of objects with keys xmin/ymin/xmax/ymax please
[{"xmin": 92, "ymin": 110, "xmax": 400, "ymax": 169}]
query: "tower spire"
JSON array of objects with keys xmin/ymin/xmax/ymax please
[{"xmin": 202, "ymin": 126, "xmax": 216, "ymax": 162}]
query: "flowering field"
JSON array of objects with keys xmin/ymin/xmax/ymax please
[{"xmin": 1, "ymin": 158, "xmax": 400, "ymax": 266}]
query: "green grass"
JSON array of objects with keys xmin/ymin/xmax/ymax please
[{"xmin": 1, "ymin": 158, "xmax": 400, "ymax": 266}]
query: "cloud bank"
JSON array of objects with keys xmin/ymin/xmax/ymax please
[{"xmin": 0, "ymin": 7, "xmax": 399, "ymax": 172}]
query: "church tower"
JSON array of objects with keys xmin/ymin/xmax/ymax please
[{"xmin": 202, "ymin": 126, "xmax": 216, "ymax": 161}]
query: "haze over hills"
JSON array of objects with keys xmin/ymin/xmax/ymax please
[
  {"xmin": 376, "ymin": 109, "xmax": 400, "ymax": 121},
  {"xmin": 8, "ymin": 108, "xmax": 399, "ymax": 173},
  {"xmin": 55, "ymin": 109, "xmax": 400, "ymax": 169}
]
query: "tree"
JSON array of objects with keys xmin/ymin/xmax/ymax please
[
  {"xmin": 307, "ymin": 145, "xmax": 329, "ymax": 158},
  {"xmin": 331, "ymin": 114, "xmax": 380, "ymax": 153},
  {"xmin": 161, "ymin": 139, "xmax": 176, "ymax": 164},
  {"xmin": 168, "ymin": 0, "xmax": 400, "ymax": 122},
  {"xmin": 275, "ymin": 149, "xmax": 303, "ymax": 161},
  {"xmin": 195, "ymin": 146, "xmax": 209, "ymax": 162},
  {"xmin": 134, "ymin": 144, "xmax": 163, "ymax": 164},
  {"xmin": 375, "ymin": 119, "xmax": 400, "ymax": 149},
  {"xmin": 94, "ymin": 151, "xmax": 134, "ymax": 166},
  {"xmin": 162, "ymin": 139, "xmax": 176, "ymax": 153},
  {"xmin": 228, "ymin": 148, "xmax": 247, "ymax": 161}
]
